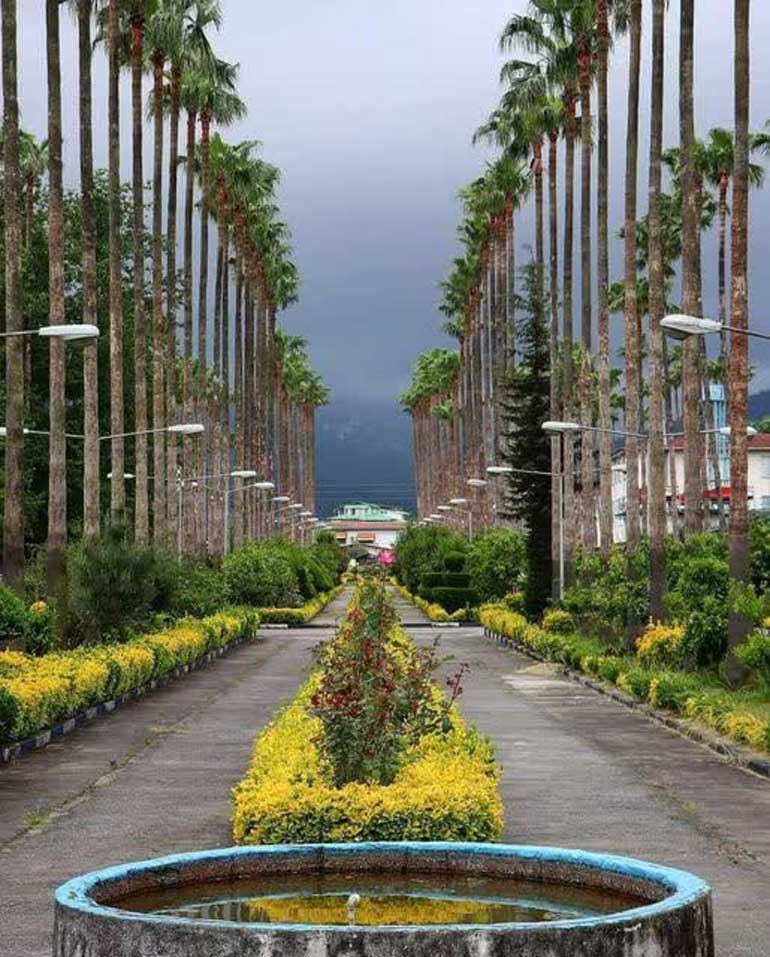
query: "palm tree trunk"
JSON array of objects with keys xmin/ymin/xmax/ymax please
[
  {"xmin": 726, "ymin": 0, "xmax": 751, "ymax": 678},
  {"xmin": 182, "ymin": 109, "xmax": 196, "ymax": 555},
  {"xmin": 166, "ymin": 68, "xmax": 182, "ymax": 547},
  {"xmin": 197, "ymin": 112, "xmax": 212, "ymax": 554},
  {"xmin": 562, "ymin": 91, "xmax": 576, "ymax": 584},
  {"xmin": 579, "ymin": 52, "xmax": 596, "ymax": 554},
  {"xmin": 2, "ymin": 0, "xmax": 24, "ymax": 590},
  {"xmin": 647, "ymin": 0, "xmax": 667, "ymax": 621},
  {"xmin": 232, "ymin": 261, "xmax": 244, "ymax": 549},
  {"xmin": 132, "ymin": 9, "xmax": 149, "ymax": 544},
  {"xmin": 680, "ymin": 0, "xmax": 704, "ymax": 537},
  {"xmin": 718, "ymin": 175, "xmax": 731, "ymax": 400},
  {"xmin": 151, "ymin": 50, "xmax": 166, "ymax": 543},
  {"xmin": 222, "ymin": 225, "xmax": 231, "ymax": 553},
  {"xmin": 108, "ymin": 0, "xmax": 125, "ymax": 518},
  {"xmin": 597, "ymin": 0, "xmax": 613, "ymax": 553},
  {"xmin": 79, "ymin": 0, "xmax": 99, "ymax": 542},
  {"xmin": 624, "ymin": 0, "xmax": 642, "ymax": 564},
  {"xmin": 46, "ymin": 0, "xmax": 67, "ymax": 593},
  {"xmin": 547, "ymin": 131, "xmax": 561, "ymax": 595}
]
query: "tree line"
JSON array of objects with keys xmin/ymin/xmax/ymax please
[
  {"xmin": 1, "ymin": 0, "xmax": 328, "ymax": 595},
  {"xmin": 404, "ymin": 0, "xmax": 761, "ymax": 665}
]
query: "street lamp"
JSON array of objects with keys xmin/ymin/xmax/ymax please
[
  {"xmin": 0, "ymin": 323, "xmax": 100, "ymax": 341},
  {"xmin": 662, "ymin": 312, "xmax": 770, "ymax": 342},
  {"xmin": 543, "ymin": 420, "xmax": 646, "ymax": 440},
  {"xmin": 101, "ymin": 422, "xmax": 205, "ymax": 442}
]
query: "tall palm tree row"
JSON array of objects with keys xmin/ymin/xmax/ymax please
[
  {"xmin": 405, "ymin": 0, "xmax": 762, "ymax": 620},
  {"xmin": 1, "ymin": 0, "xmax": 328, "ymax": 588}
]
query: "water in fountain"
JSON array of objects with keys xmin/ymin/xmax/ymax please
[{"xmin": 116, "ymin": 871, "xmax": 647, "ymax": 926}]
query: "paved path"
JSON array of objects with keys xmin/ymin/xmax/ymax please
[{"xmin": 1, "ymin": 606, "xmax": 769, "ymax": 955}]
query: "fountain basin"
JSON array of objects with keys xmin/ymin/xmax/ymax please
[{"xmin": 54, "ymin": 842, "xmax": 714, "ymax": 956}]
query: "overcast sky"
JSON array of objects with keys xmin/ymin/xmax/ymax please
[{"xmin": 11, "ymin": 1, "xmax": 770, "ymax": 407}]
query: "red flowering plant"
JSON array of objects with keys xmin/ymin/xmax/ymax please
[{"xmin": 310, "ymin": 580, "xmax": 464, "ymax": 787}]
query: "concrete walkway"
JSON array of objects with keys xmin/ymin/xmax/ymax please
[{"xmin": 1, "ymin": 610, "xmax": 769, "ymax": 955}]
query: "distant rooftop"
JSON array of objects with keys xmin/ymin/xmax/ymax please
[{"xmin": 329, "ymin": 502, "xmax": 409, "ymax": 523}]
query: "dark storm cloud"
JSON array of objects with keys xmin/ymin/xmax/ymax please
[{"xmin": 9, "ymin": 1, "xmax": 770, "ymax": 402}]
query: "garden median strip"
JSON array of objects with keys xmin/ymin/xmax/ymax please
[{"xmin": 232, "ymin": 581, "xmax": 503, "ymax": 844}]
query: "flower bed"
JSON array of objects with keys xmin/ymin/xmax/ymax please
[
  {"xmin": 257, "ymin": 586, "xmax": 344, "ymax": 625},
  {"xmin": 480, "ymin": 604, "xmax": 770, "ymax": 755},
  {"xmin": 391, "ymin": 581, "xmax": 471, "ymax": 623},
  {"xmin": 0, "ymin": 609, "xmax": 259, "ymax": 745},
  {"xmin": 233, "ymin": 586, "xmax": 502, "ymax": 844}
]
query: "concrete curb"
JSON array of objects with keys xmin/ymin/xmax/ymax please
[
  {"xmin": 0, "ymin": 631, "xmax": 261, "ymax": 766},
  {"xmin": 483, "ymin": 627, "xmax": 770, "ymax": 782}
]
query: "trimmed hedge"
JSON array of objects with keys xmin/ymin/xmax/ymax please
[
  {"xmin": 0, "ymin": 608, "xmax": 260, "ymax": 744},
  {"xmin": 232, "ymin": 627, "xmax": 502, "ymax": 844},
  {"xmin": 258, "ymin": 587, "xmax": 344, "ymax": 626},
  {"xmin": 425, "ymin": 586, "xmax": 479, "ymax": 614},
  {"xmin": 391, "ymin": 582, "xmax": 470, "ymax": 623},
  {"xmin": 422, "ymin": 572, "xmax": 472, "ymax": 589},
  {"xmin": 480, "ymin": 604, "xmax": 770, "ymax": 755}
]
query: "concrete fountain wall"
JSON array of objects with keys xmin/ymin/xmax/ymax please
[{"xmin": 53, "ymin": 842, "xmax": 715, "ymax": 957}]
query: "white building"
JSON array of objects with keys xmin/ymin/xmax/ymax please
[
  {"xmin": 327, "ymin": 503, "xmax": 409, "ymax": 555},
  {"xmin": 611, "ymin": 433, "xmax": 770, "ymax": 541}
]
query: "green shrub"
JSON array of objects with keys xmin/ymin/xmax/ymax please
[
  {"xmin": 172, "ymin": 559, "xmax": 227, "ymax": 618},
  {"xmin": 735, "ymin": 631, "xmax": 770, "ymax": 689},
  {"xmin": 394, "ymin": 525, "xmax": 468, "ymax": 594},
  {"xmin": 617, "ymin": 667, "xmax": 653, "ymax": 700},
  {"xmin": 444, "ymin": 552, "xmax": 467, "ymax": 573},
  {"xmin": 597, "ymin": 656, "xmax": 624, "ymax": 683},
  {"xmin": 503, "ymin": 592, "xmax": 526, "ymax": 613},
  {"xmin": 223, "ymin": 543, "xmax": 301, "ymax": 608},
  {"xmin": 422, "ymin": 572, "xmax": 472, "ymax": 589},
  {"xmin": 23, "ymin": 602, "xmax": 56, "ymax": 655},
  {"xmin": 682, "ymin": 596, "xmax": 728, "ymax": 669},
  {"xmin": 466, "ymin": 528, "xmax": 527, "ymax": 603},
  {"xmin": 0, "ymin": 686, "xmax": 19, "ymax": 743},
  {"xmin": 426, "ymin": 587, "xmax": 478, "ymax": 615},
  {"xmin": 0, "ymin": 586, "xmax": 32, "ymax": 646},
  {"xmin": 67, "ymin": 524, "xmax": 179, "ymax": 644},
  {"xmin": 648, "ymin": 671, "xmax": 712, "ymax": 711},
  {"xmin": 750, "ymin": 516, "xmax": 770, "ymax": 592},
  {"xmin": 542, "ymin": 609, "xmax": 575, "ymax": 635}
]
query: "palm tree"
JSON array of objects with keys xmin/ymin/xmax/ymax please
[
  {"xmin": 699, "ymin": 127, "xmax": 765, "ymax": 379},
  {"xmin": 726, "ymin": 0, "xmax": 751, "ymax": 679},
  {"xmin": 647, "ymin": 0, "xmax": 666, "ymax": 621},
  {"xmin": 679, "ymin": 0, "xmax": 703, "ymax": 538},
  {"xmin": 163, "ymin": 0, "xmax": 222, "ymax": 545},
  {"xmin": 596, "ymin": 0, "xmax": 613, "ymax": 553},
  {"xmin": 184, "ymin": 56, "xmax": 245, "ymax": 552},
  {"xmin": 623, "ymin": 0, "xmax": 642, "ymax": 568},
  {"xmin": 132, "ymin": 0, "xmax": 150, "ymax": 543},
  {"xmin": 108, "ymin": 0, "xmax": 126, "ymax": 519},
  {"xmin": 46, "ymin": 0, "xmax": 67, "ymax": 592},
  {"xmin": 76, "ymin": 0, "xmax": 100, "ymax": 542},
  {"xmin": 2, "ymin": 0, "xmax": 24, "ymax": 591}
]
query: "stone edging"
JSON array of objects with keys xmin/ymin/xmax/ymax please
[
  {"xmin": 0, "ymin": 631, "xmax": 260, "ymax": 765},
  {"xmin": 483, "ymin": 627, "xmax": 770, "ymax": 782}
]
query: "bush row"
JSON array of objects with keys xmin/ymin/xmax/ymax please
[
  {"xmin": 257, "ymin": 586, "xmax": 345, "ymax": 625},
  {"xmin": 480, "ymin": 605, "xmax": 770, "ymax": 755},
  {"xmin": 0, "ymin": 608, "xmax": 260, "ymax": 744}
]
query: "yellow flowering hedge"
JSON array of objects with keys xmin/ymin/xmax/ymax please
[
  {"xmin": 390, "ymin": 581, "xmax": 469, "ymax": 623},
  {"xmin": 257, "ymin": 587, "xmax": 344, "ymax": 625},
  {"xmin": 0, "ymin": 608, "xmax": 259, "ymax": 744},
  {"xmin": 480, "ymin": 603, "xmax": 770, "ymax": 755},
  {"xmin": 636, "ymin": 622, "xmax": 686, "ymax": 668},
  {"xmin": 232, "ymin": 647, "xmax": 502, "ymax": 845}
]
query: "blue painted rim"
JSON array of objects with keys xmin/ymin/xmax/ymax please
[{"xmin": 55, "ymin": 842, "xmax": 711, "ymax": 934}]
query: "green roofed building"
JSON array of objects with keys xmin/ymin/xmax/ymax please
[{"xmin": 328, "ymin": 503, "xmax": 409, "ymax": 553}]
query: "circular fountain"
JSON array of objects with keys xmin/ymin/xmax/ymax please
[{"xmin": 53, "ymin": 842, "xmax": 714, "ymax": 956}]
